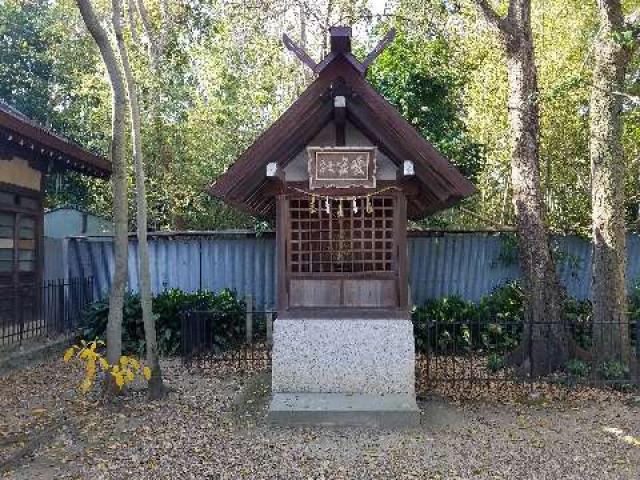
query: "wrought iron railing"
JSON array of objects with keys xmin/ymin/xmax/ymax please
[
  {"xmin": 0, "ymin": 277, "xmax": 94, "ymax": 346},
  {"xmin": 181, "ymin": 307, "xmax": 273, "ymax": 370},
  {"xmin": 179, "ymin": 301, "xmax": 638, "ymax": 394},
  {"xmin": 413, "ymin": 312, "xmax": 639, "ymax": 393}
]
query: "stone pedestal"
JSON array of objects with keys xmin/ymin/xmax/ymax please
[{"xmin": 268, "ymin": 318, "xmax": 419, "ymax": 427}]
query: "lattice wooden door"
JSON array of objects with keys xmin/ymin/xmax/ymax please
[{"xmin": 288, "ymin": 196, "xmax": 395, "ymax": 274}]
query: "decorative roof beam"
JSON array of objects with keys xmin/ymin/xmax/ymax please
[
  {"xmin": 285, "ymin": 26, "xmax": 395, "ymax": 77},
  {"xmin": 403, "ymin": 160, "xmax": 415, "ymax": 177},
  {"xmin": 362, "ymin": 28, "xmax": 396, "ymax": 71},
  {"xmin": 266, "ymin": 162, "xmax": 285, "ymax": 193},
  {"xmin": 398, "ymin": 160, "xmax": 420, "ymax": 199},
  {"xmin": 283, "ymin": 34, "xmax": 318, "ymax": 72}
]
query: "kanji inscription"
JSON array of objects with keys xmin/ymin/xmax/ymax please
[{"xmin": 307, "ymin": 147, "xmax": 376, "ymax": 189}]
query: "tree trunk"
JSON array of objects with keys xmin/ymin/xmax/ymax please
[
  {"xmin": 127, "ymin": 0, "xmax": 139, "ymax": 44},
  {"xmin": 135, "ymin": 0, "xmax": 169, "ymax": 73},
  {"xmin": 321, "ymin": 0, "xmax": 334, "ymax": 58},
  {"xmin": 590, "ymin": 0, "xmax": 631, "ymax": 366},
  {"xmin": 475, "ymin": 0, "xmax": 570, "ymax": 375},
  {"xmin": 134, "ymin": 0, "xmax": 172, "ymax": 197},
  {"xmin": 75, "ymin": 0, "xmax": 128, "ymax": 388},
  {"xmin": 112, "ymin": 0, "xmax": 165, "ymax": 398}
]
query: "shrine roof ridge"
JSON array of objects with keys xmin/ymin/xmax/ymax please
[{"xmin": 207, "ymin": 27, "xmax": 476, "ymax": 219}]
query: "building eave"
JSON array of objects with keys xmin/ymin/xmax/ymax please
[{"xmin": 0, "ymin": 102, "xmax": 111, "ymax": 178}]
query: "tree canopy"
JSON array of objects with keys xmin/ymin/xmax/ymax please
[{"xmin": 1, "ymin": 0, "xmax": 638, "ymax": 234}]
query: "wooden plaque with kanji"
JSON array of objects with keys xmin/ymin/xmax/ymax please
[{"xmin": 307, "ymin": 147, "xmax": 376, "ymax": 189}]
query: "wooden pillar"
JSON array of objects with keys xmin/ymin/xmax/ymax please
[
  {"xmin": 394, "ymin": 191, "xmax": 408, "ymax": 311},
  {"xmin": 276, "ymin": 194, "xmax": 289, "ymax": 313}
]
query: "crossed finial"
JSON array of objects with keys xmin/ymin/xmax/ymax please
[{"xmin": 283, "ymin": 27, "xmax": 396, "ymax": 75}]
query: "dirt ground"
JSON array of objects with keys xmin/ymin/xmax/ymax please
[{"xmin": 0, "ymin": 358, "xmax": 639, "ymax": 480}]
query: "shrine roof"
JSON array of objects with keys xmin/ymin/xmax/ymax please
[
  {"xmin": 0, "ymin": 100, "xmax": 110, "ymax": 178},
  {"xmin": 207, "ymin": 27, "xmax": 476, "ymax": 220}
]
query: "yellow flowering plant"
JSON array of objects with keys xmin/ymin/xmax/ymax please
[{"xmin": 63, "ymin": 339, "xmax": 151, "ymax": 393}]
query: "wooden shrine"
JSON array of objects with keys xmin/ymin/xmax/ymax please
[{"xmin": 209, "ymin": 26, "xmax": 475, "ymax": 426}]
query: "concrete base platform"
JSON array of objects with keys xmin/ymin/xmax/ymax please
[
  {"xmin": 272, "ymin": 319, "xmax": 416, "ymax": 394},
  {"xmin": 268, "ymin": 393, "xmax": 420, "ymax": 428}
]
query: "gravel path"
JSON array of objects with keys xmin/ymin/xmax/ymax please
[{"xmin": 1, "ymin": 358, "xmax": 638, "ymax": 479}]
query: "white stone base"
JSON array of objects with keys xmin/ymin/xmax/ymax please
[
  {"xmin": 269, "ymin": 318, "xmax": 417, "ymax": 426},
  {"xmin": 268, "ymin": 393, "xmax": 420, "ymax": 427},
  {"xmin": 271, "ymin": 318, "xmax": 416, "ymax": 395}
]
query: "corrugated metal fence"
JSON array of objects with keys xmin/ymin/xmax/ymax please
[{"xmin": 45, "ymin": 231, "xmax": 640, "ymax": 308}]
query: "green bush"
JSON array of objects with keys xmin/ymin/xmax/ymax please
[
  {"xmin": 564, "ymin": 298, "xmax": 592, "ymax": 350},
  {"xmin": 81, "ymin": 288, "xmax": 245, "ymax": 356},
  {"xmin": 477, "ymin": 281, "xmax": 524, "ymax": 323},
  {"xmin": 565, "ymin": 358, "xmax": 590, "ymax": 378},
  {"xmin": 411, "ymin": 280, "xmax": 639, "ymax": 357},
  {"xmin": 487, "ymin": 353, "xmax": 505, "ymax": 372},
  {"xmin": 412, "ymin": 282, "xmax": 524, "ymax": 355},
  {"xmin": 82, "ymin": 292, "xmax": 143, "ymax": 354},
  {"xmin": 599, "ymin": 360, "xmax": 630, "ymax": 381},
  {"xmin": 412, "ymin": 295, "xmax": 477, "ymax": 352}
]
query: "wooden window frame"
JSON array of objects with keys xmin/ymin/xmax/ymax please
[
  {"xmin": 287, "ymin": 194, "xmax": 396, "ymax": 276},
  {"xmin": 0, "ymin": 182, "xmax": 43, "ymax": 288}
]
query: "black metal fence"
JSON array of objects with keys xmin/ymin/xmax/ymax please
[
  {"xmin": 0, "ymin": 277, "xmax": 94, "ymax": 346},
  {"xmin": 413, "ymin": 313, "xmax": 639, "ymax": 394},
  {"xmin": 181, "ymin": 307, "xmax": 273, "ymax": 371},
  {"xmin": 179, "ymin": 302, "xmax": 638, "ymax": 394}
]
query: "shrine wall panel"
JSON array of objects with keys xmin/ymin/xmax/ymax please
[
  {"xmin": 342, "ymin": 279, "xmax": 396, "ymax": 308},
  {"xmin": 289, "ymin": 279, "xmax": 342, "ymax": 307}
]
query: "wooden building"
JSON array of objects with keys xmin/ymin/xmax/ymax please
[
  {"xmin": 209, "ymin": 27, "xmax": 475, "ymax": 425},
  {"xmin": 0, "ymin": 101, "xmax": 110, "ymax": 328}
]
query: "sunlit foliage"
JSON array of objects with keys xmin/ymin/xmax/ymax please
[{"xmin": 0, "ymin": 0, "xmax": 638, "ymax": 233}]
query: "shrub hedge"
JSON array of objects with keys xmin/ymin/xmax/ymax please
[
  {"xmin": 81, "ymin": 280, "xmax": 639, "ymax": 361},
  {"xmin": 81, "ymin": 288, "xmax": 245, "ymax": 356},
  {"xmin": 410, "ymin": 281, "xmax": 635, "ymax": 356}
]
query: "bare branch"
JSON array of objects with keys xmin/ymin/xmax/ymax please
[
  {"xmin": 135, "ymin": 0, "xmax": 157, "ymax": 68},
  {"xmin": 506, "ymin": 0, "xmax": 517, "ymax": 23},
  {"xmin": 625, "ymin": 8, "xmax": 639, "ymax": 28},
  {"xmin": 134, "ymin": 0, "xmax": 171, "ymax": 70},
  {"xmin": 74, "ymin": 0, "xmax": 128, "ymax": 370},
  {"xmin": 157, "ymin": 0, "xmax": 171, "ymax": 58},
  {"xmin": 112, "ymin": 0, "xmax": 165, "ymax": 398},
  {"xmin": 135, "ymin": 0, "xmax": 152, "ymax": 37},
  {"xmin": 293, "ymin": 0, "xmax": 326, "ymax": 27},
  {"xmin": 625, "ymin": 9, "xmax": 640, "ymax": 54},
  {"xmin": 76, "ymin": 0, "xmax": 114, "ymax": 55},
  {"xmin": 321, "ymin": 0, "xmax": 334, "ymax": 58},
  {"xmin": 457, "ymin": 205, "xmax": 515, "ymax": 230}
]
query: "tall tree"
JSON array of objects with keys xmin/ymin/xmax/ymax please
[
  {"xmin": 473, "ymin": 0, "xmax": 569, "ymax": 375},
  {"xmin": 590, "ymin": 0, "xmax": 638, "ymax": 364},
  {"xmin": 75, "ymin": 0, "xmax": 128, "ymax": 386},
  {"xmin": 112, "ymin": 0, "xmax": 165, "ymax": 397}
]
